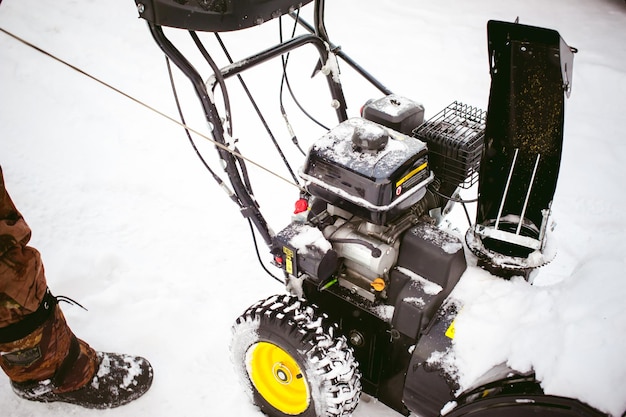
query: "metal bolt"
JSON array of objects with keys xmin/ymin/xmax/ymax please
[
  {"xmin": 137, "ymin": 3, "xmax": 145, "ymax": 14},
  {"xmin": 276, "ymin": 369, "xmax": 287, "ymax": 382},
  {"xmin": 349, "ymin": 330, "xmax": 364, "ymax": 347}
]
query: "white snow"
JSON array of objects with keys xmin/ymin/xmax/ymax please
[
  {"xmin": 410, "ymin": 223, "xmax": 464, "ymax": 255},
  {"xmin": 1, "ymin": 1, "xmax": 625, "ymax": 417},
  {"xmin": 396, "ymin": 266, "xmax": 443, "ymax": 296},
  {"xmin": 287, "ymin": 224, "xmax": 333, "ymax": 254},
  {"xmin": 402, "ymin": 297, "xmax": 425, "ymax": 309},
  {"xmin": 364, "ymin": 94, "xmax": 423, "ymax": 120},
  {"xmin": 373, "ymin": 305, "xmax": 395, "ymax": 323}
]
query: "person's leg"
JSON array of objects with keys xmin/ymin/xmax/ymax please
[
  {"xmin": 0, "ymin": 167, "xmax": 152, "ymax": 408},
  {"xmin": 0, "ymin": 166, "xmax": 47, "ymax": 323}
]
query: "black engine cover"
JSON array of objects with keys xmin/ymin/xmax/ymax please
[{"xmin": 301, "ymin": 118, "xmax": 432, "ymax": 225}]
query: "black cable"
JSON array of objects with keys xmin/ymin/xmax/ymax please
[
  {"xmin": 461, "ymin": 201, "xmax": 473, "ymax": 227},
  {"xmin": 189, "ymin": 31, "xmax": 232, "ymax": 136},
  {"xmin": 165, "ymin": 56, "xmax": 241, "ymax": 207},
  {"xmin": 430, "ymin": 187, "xmax": 479, "ymax": 204},
  {"xmin": 189, "ymin": 32, "xmax": 257, "ymax": 198},
  {"xmin": 328, "ymin": 238, "xmax": 382, "ymax": 258},
  {"xmin": 247, "ymin": 219, "xmax": 284, "ymax": 285},
  {"xmin": 278, "ymin": 14, "xmax": 330, "ymax": 136},
  {"xmin": 429, "ymin": 186, "xmax": 475, "ymax": 226},
  {"xmin": 324, "ymin": 215, "xmax": 381, "ymax": 258},
  {"xmin": 213, "ymin": 33, "xmax": 301, "ymax": 187},
  {"xmin": 278, "ymin": 15, "xmax": 306, "ymax": 156},
  {"xmin": 282, "ymin": 62, "xmax": 329, "ymax": 131}
]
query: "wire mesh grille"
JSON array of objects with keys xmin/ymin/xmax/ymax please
[{"xmin": 413, "ymin": 101, "xmax": 486, "ymax": 189}]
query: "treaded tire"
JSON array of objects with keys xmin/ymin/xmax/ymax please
[{"xmin": 231, "ymin": 294, "xmax": 361, "ymax": 417}]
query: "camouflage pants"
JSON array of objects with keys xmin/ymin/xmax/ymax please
[{"xmin": 0, "ymin": 167, "xmax": 97, "ymax": 393}]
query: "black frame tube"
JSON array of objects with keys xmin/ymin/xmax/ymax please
[
  {"xmin": 148, "ymin": 23, "xmax": 275, "ymax": 247},
  {"xmin": 292, "ymin": 10, "xmax": 393, "ymax": 96},
  {"xmin": 213, "ymin": 33, "xmax": 348, "ymax": 122}
]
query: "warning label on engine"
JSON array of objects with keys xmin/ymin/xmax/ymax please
[
  {"xmin": 445, "ymin": 319, "xmax": 456, "ymax": 339},
  {"xmin": 283, "ymin": 246, "xmax": 295, "ymax": 275},
  {"xmin": 395, "ymin": 162, "xmax": 428, "ymax": 189}
]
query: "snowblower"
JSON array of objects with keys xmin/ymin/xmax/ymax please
[{"xmin": 132, "ymin": 1, "xmax": 605, "ymax": 416}]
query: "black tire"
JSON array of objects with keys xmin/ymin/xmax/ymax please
[{"xmin": 230, "ymin": 294, "xmax": 361, "ymax": 417}]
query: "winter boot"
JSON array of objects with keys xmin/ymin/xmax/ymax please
[{"xmin": 11, "ymin": 351, "xmax": 154, "ymax": 409}]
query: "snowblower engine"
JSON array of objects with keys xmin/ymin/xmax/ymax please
[{"xmin": 274, "ymin": 96, "xmax": 485, "ymax": 307}]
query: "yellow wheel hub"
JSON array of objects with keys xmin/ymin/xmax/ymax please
[{"xmin": 248, "ymin": 341, "xmax": 310, "ymax": 415}]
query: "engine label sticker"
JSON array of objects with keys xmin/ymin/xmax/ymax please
[
  {"xmin": 283, "ymin": 246, "xmax": 295, "ymax": 275},
  {"xmin": 395, "ymin": 161, "xmax": 428, "ymax": 190},
  {"xmin": 445, "ymin": 319, "xmax": 456, "ymax": 339}
]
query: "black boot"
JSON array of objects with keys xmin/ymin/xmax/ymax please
[{"xmin": 11, "ymin": 351, "xmax": 153, "ymax": 409}]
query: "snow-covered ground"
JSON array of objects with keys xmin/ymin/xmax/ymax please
[{"xmin": 1, "ymin": 1, "xmax": 625, "ymax": 416}]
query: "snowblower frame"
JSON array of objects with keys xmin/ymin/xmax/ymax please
[{"xmin": 133, "ymin": 1, "xmax": 607, "ymax": 417}]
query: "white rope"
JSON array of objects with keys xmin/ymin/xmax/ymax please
[{"xmin": 0, "ymin": 27, "xmax": 305, "ymax": 193}]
